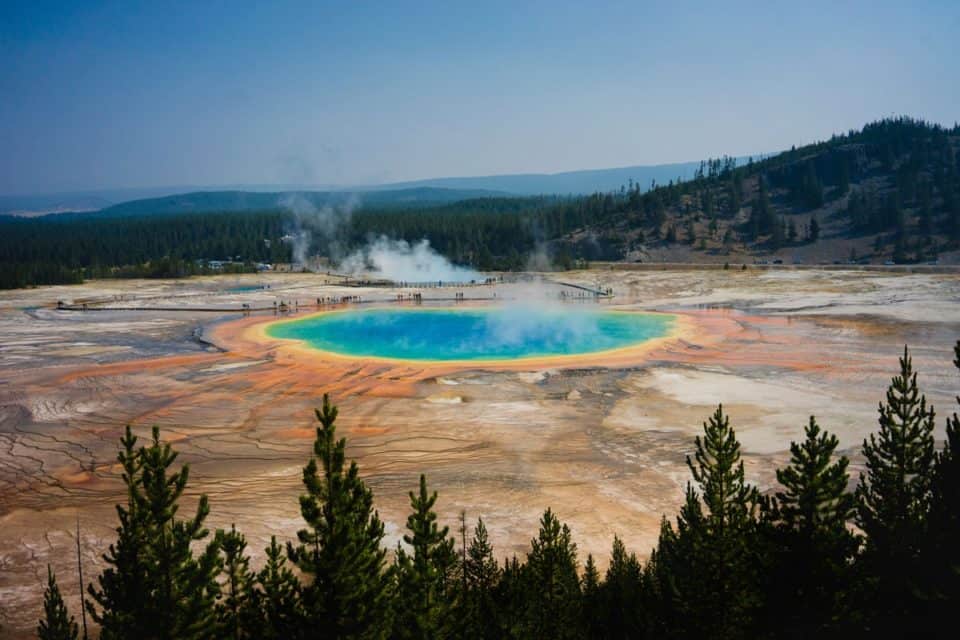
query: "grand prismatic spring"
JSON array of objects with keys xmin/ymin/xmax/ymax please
[
  {"xmin": 2, "ymin": 268, "xmax": 960, "ymax": 634},
  {"xmin": 265, "ymin": 307, "xmax": 677, "ymax": 362}
]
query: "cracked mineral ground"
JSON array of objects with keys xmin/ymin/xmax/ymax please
[{"xmin": 2, "ymin": 268, "xmax": 959, "ymax": 636}]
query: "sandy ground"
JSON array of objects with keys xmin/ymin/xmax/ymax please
[{"xmin": 1, "ymin": 269, "xmax": 959, "ymax": 636}]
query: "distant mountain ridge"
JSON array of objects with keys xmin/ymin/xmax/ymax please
[
  {"xmin": 79, "ymin": 187, "xmax": 510, "ymax": 218},
  {"xmin": 369, "ymin": 160, "xmax": 714, "ymax": 195},
  {"xmin": 1, "ymin": 158, "xmax": 757, "ymax": 216}
]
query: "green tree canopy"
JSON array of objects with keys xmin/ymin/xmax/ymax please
[
  {"xmin": 38, "ymin": 567, "xmax": 78, "ymax": 640},
  {"xmin": 287, "ymin": 394, "xmax": 391, "ymax": 640},
  {"xmin": 392, "ymin": 474, "xmax": 458, "ymax": 639},
  {"xmin": 855, "ymin": 346, "xmax": 937, "ymax": 630}
]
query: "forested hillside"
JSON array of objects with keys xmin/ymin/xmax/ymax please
[
  {"xmin": 87, "ymin": 187, "xmax": 508, "ymax": 218},
  {"xmin": 2, "ymin": 118, "xmax": 958, "ymax": 289},
  {"xmin": 564, "ymin": 117, "xmax": 960, "ymax": 265}
]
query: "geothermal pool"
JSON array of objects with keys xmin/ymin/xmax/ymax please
[{"xmin": 266, "ymin": 307, "xmax": 676, "ymax": 361}]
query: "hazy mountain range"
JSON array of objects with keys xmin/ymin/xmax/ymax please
[{"xmin": 0, "ymin": 159, "xmax": 735, "ymax": 217}]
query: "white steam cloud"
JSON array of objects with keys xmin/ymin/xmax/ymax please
[
  {"xmin": 525, "ymin": 241, "xmax": 553, "ymax": 272},
  {"xmin": 280, "ymin": 194, "xmax": 480, "ymax": 282},
  {"xmin": 484, "ymin": 278, "xmax": 603, "ymax": 348},
  {"xmin": 280, "ymin": 193, "xmax": 356, "ymax": 265},
  {"xmin": 340, "ymin": 236, "xmax": 481, "ymax": 283}
]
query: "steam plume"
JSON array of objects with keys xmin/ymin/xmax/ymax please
[
  {"xmin": 281, "ymin": 193, "xmax": 480, "ymax": 282},
  {"xmin": 340, "ymin": 236, "xmax": 481, "ymax": 283},
  {"xmin": 280, "ymin": 193, "xmax": 356, "ymax": 265}
]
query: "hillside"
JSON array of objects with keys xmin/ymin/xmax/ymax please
[
  {"xmin": 82, "ymin": 187, "xmax": 509, "ymax": 218},
  {"xmin": 554, "ymin": 117, "xmax": 960, "ymax": 265},
  {"xmin": 1, "ymin": 159, "xmax": 729, "ymax": 217},
  {"xmin": 368, "ymin": 160, "xmax": 719, "ymax": 195}
]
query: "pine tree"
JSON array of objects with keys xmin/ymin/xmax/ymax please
[
  {"xmin": 763, "ymin": 417, "xmax": 857, "ymax": 635},
  {"xmin": 393, "ymin": 474, "xmax": 458, "ymax": 639},
  {"xmin": 494, "ymin": 556, "xmax": 528, "ymax": 639},
  {"xmin": 87, "ymin": 427, "xmax": 150, "ymax": 639},
  {"xmin": 38, "ymin": 566, "xmax": 78, "ymax": 640},
  {"xmin": 921, "ymin": 340, "xmax": 960, "ymax": 629},
  {"xmin": 770, "ymin": 216, "xmax": 786, "ymax": 249},
  {"xmin": 600, "ymin": 536, "xmax": 645, "ymax": 639},
  {"xmin": 216, "ymin": 524, "xmax": 257, "ymax": 639},
  {"xmin": 463, "ymin": 518, "xmax": 500, "ymax": 639},
  {"xmin": 750, "ymin": 176, "xmax": 773, "ymax": 238},
  {"xmin": 88, "ymin": 426, "xmax": 221, "ymax": 640},
  {"xmin": 644, "ymin": 516, "xmax": 682, "ymax": 637},
  {"xmin": 288, "ymin": 395, "xmax": 391, "ymax": 640},
  {"xmin": 855, "ymin": 346, "xmax": 937, "ymax": 630},
  {"xmin": 140, "ymin": 426, "xmax": 222, "ymax": 640},
  {"xmin": 838, "ymin": 157, "xmax": 851, "ymax": 196},
  {"xmin": 802, "ymin": 160, "xmax": 824, "ymax": 208},
  {"xmin": 728, "ymin": 179, "xmax": 742, "ymax": 215},
  {"xmin": 653, "ymin": 405, "xmax": 762, "ymax": 640},
  {"xmin": 581, "ymin": 554, "xmax": 603, "ymax": 639},
  {"xmin": 253, "ymin": 537, "xmax": 304, "ymax": 640},
  {"xmin": 522, "ymin": 509, "xmax": 583, "ymax": 639}
]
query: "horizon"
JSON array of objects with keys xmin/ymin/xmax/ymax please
[
  {"xmin": 3, "ymin": 1, "xmax": 958, "ymax": 195},
  {"xmin": 0, "ymin": 155, "xmax": 751, "ymax": 199}
]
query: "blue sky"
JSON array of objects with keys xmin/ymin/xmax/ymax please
[{"xmin": 1, "ymin": 1, "xmax": 958, "ymax": 194}]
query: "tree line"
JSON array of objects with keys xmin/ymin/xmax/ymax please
[
  {"xmin": 36, "ymin": 340, "xmax": 960, "ymax": 639},
  {"xmin": 4, "ymin": 117, "xmax": 960, "ymax": 290}
]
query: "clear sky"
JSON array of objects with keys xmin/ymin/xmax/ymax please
[{"xmin": 2, "ymin": 0, "xmax": 958, "ymax": 195}]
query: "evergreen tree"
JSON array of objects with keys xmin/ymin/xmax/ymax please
[
  {"xmin": 809, "ymin": 216, "xmax": 820, "ymax": 242},
  {"xmin": 463, "ymin": 518, "xmax": 501, "ymax": 639},
  {"xmin": 253, "ymin": 537, "xmax": 304, "ymax": 640},
  {"xmin": 801, "ymin": 160, "xmax": 824, "ymax": 208},
  {"xmin": 38, "ymin": 567, "xmax": 78, "ymax": 640},
  {"xmin": 493, "ymin": 556, "xmax": 528, "ymax": 639},
  {"xmin": 581, "ymin": 554, "xmax": 603, "ymax": 639},
  {"xmin": 727, "ymin": 179, "xmax": 742, "ymax": 215},
  {"xmin": 749, "ymin": 176, "xmax": 774, "ymax": 238},
  {"xmin": 143, "ymin": 427, "xmax": 222, "ymax": 640},
  {"xmin": 653, "ymin": 405, "xmax": 762, "ymax": 640},
  {"xmin": 288, "ymin": 394, "xmax": 391, "ymax": 640},
  {"xmin": 837, "ymin": 157, "xmax": 851, "ymax": 196},
  {"xmin": 762, "ymin": 417, "xmax": 857, "ymax": 636},
  {"xmin": 770, "ymin": 216, "xmax": 786, "ymax": 249},
  {"xmin": 86, "ymin": 427, "xmax": 150, "ymax": 639},
  {"xmin": 921, "ymin": 340, "xmax": 960, "ymax": 629},
  {"xmin": 855, "ymin": 346, "xmax": 937, "ymax": 631},
  {"xmin": 393, "ymin": 474, "xmax": 458, "ymax": 639},
  {"xmin": 216, "ymin": 524, "xmax": 257, "ymax": 639},
  {"xmin": 522, "ymin": 509, "xmax": 582, "ymax": 639},
  {"xmin": 599, "ymin": 536, "xmax": 645, "ymax": 639},
  {"xmin": 88, "ymin": 426, "xmax": 222, "ymax": 640}
]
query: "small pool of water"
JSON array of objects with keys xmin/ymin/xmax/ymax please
[{"xmin": 266, "ymin": 307, "xmax": 675, "ymax": 361}]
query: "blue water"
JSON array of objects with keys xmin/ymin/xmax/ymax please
[{"xmin": 267, "ymin": 307, "xmax": 674, "ymax": 361}]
